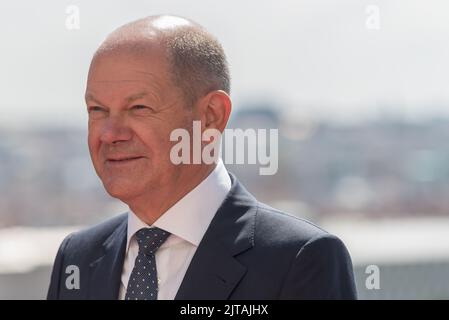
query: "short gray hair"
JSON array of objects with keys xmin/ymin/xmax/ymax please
[{"xmin": 164, "ymin": 27, "xmax": 231, "ymax": 107}]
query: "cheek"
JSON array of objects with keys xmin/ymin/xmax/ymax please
[
  {"xmin": 133, "ymin": 113, "xmax": 193, "ymax": 160},
  {"xmin": 134, "ymin": 123, "xmax": 171, "ymax": 150},
  {"xmin": 140, "ymin": 136, "xmax": 171, "ymax": 163}
]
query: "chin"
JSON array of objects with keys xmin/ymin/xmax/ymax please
[{"xmin": 103, "ymin": 180, "xmax": 140, "ymax": 201}]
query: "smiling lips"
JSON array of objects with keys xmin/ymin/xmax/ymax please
[{"xmin": 105, "ymin": 156, "xmax": 144, "ymax": 165}]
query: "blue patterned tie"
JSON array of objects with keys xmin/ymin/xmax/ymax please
[{"xmin": 125, "ymin": 227, "xmax": 170, "ymax": 300}]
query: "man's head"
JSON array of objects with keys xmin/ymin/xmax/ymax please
[{"xmin": 85, "ymin": 15, "xmax": 231, "ymax": 210}]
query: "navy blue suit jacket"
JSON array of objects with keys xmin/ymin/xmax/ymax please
[{"xmin": 47, "ymin": 173, "xmax": 357, "ymax": 299}]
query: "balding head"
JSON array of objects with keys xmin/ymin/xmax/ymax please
[{"xmin": 90, "ymin": 15, "xmax": 230, "ymax": 107}]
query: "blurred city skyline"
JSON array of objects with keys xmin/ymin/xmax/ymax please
[
  {"xmin": 1, "ymin": 0, "xmax": 449, "ymax": 128},
  {"xmin": 2, "ymin": 108, "xmax": 448, "ymax": 228}
]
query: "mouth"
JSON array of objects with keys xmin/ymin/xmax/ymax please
[{"xmin": 105, "ymin": 156, "xmax": 144, "ymax": 165}]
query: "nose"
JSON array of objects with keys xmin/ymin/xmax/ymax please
[{"xmin": 100, "ymin": 116, "xmax": 133, "ymax": 145}]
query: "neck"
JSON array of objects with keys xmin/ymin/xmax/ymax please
[{"xmin": 126, "ymin": 163, "xmax": 216, "ymax": 225}]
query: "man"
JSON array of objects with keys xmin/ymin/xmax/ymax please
[{"xmin": 47, "ymin": 15, "xmax": 357, "ymax": 300}]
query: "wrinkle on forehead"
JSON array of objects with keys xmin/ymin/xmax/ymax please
[{"xmin": 87, "ymin": 43, "xmax": 168, "ymax": 84}]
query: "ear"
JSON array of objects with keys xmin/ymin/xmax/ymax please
[{"xmin": 196, "ymin": 90, "xmax": 232, "ymax": 135}]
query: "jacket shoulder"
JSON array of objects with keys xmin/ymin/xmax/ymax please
[
  {"xmin": 63, "ymin": 213, "xmax": 127, "ymax": 257},
  {"xmin": 47, "ymin": 213, "xmax": 127, "ymax": 299},
  {"xmin": 255, "ymin": 201, "xmax": 331, "ymax": 247}
]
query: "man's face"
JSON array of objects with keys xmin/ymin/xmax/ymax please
[{"xmin": 85, "ymin": 48, "xmax": 193, "ymax": 202}]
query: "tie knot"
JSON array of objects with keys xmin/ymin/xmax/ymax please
[{"xmin": 135, "ymin": 227, "xmax": 170, "ymax": 256}]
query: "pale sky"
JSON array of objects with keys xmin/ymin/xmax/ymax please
[{"xmin": 1, "ymin": 0, "xmax": 449, "ymax": 128}]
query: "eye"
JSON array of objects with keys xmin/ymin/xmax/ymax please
[
  {"xmin": 132, "ymin": 105, "xmax": 149, "ymax": 110},
  {"xmin": 87, "ymin": 106, "xmax": 108, "ymax": 119},
  {"xmin": 130, "ymin": 105, "xmax": 154, "ymax": 115},
  {"xmin": 88, "ymin": 106, "xmax": 105, "ymax": 112}
]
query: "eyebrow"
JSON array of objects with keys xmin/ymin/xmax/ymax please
[
  {"xmin": 85, "ymin": 92, "xmax": 101, "ymax": 104},
  {"xmin": 85, "ymin": 91, "xmax": 150, "ymax": 105},
  {"xmin": 125, "ymin": 92, "xmax": 149, "ymax": 104}
]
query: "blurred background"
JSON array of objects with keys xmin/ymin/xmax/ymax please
[{"xmin": 1, "ymin": 0, "xmax": 449, "ymax": 299}]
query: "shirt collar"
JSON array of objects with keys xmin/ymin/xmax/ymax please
[{"xmin": 126, "ymin": 158, "xmax": 231, "ymax": 250}]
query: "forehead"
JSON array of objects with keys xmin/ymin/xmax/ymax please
[
  {"xmin": 87, "ymin": 48, "xmax": 168, "ymax": 82},
  {"xmin": 85, "ymin": 49, "xmax": 173, "ymax": 100}
]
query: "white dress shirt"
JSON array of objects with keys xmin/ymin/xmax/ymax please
[{"xmin": 119, "ymin": 159, "xmax": 231, "ymax": 300}]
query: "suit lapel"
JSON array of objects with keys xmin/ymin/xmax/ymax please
[
  {"xmin": 88, "ymin": 217, "xmax": 127, "ymax": 299},
  {"xmin": 175, "ymin": 173, "xmax": 257, "ymax": 300}
]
